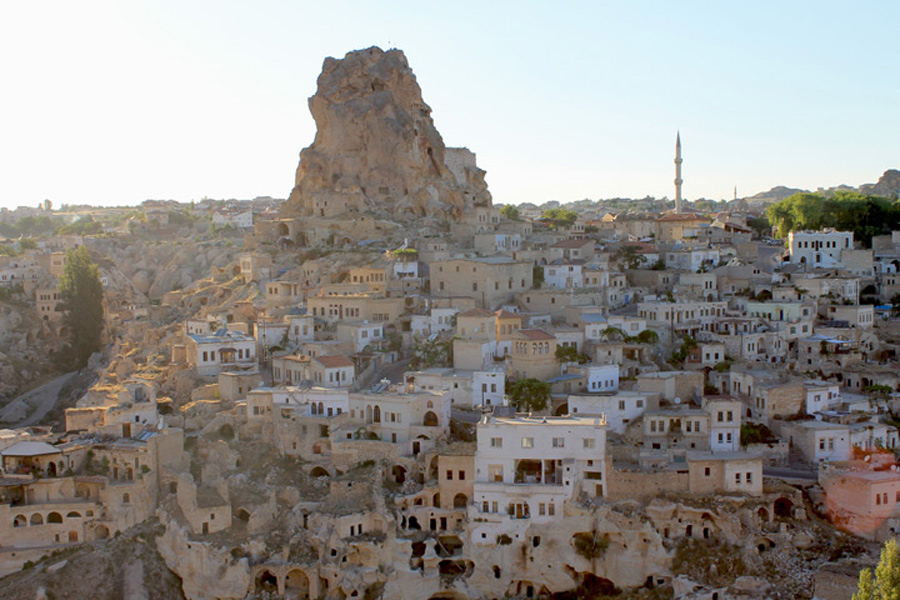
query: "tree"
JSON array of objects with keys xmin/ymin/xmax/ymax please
[
  {"xmin": 500, "ymin": 204, "xmax": 521, "ymax": 221},
  {"xmin": 853, "ymin": 538, "xmax": 900, "ymax": 600},
  {"xmin": 555, "ymin": 345, "xmax": 590, "ymax": 365},
  {"xmin": 508, "ymin": 378, "xmax": 551, "ymax": 412},
  {"xmin": 633, "ymin": 330, "xmax": 659, "ymax": 344},
  {"xmin": 540, "ymin": 208, "xmax": 577, "ymax": 228},
  {"xmin": 57, "ymin": 245, "xmax": 104, "ymax": 368},
  {"xmin": 612, "ymin": 245, "xmax": 647, "ymax": 270},
  {"xmin": 891, "ymin": 293, "xmax": 900, "ymax": 318}
]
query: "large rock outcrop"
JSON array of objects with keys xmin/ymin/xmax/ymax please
[
  {"xmin": 281, "ymin": 47, "xmax": 492, "ymax": 223},
  {"xmin": 860, "ymin": 169, "xmax": 900, "ymax": 198}
]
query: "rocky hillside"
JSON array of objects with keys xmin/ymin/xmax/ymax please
[
  {"xmin": 860, "ymin": 168, "xmax": 900, "ymax": 198},
  {"xmin": 0, "ymin": 298, "xmax": 63, "ymax": 401},
  {"xmin": 0, "ymin": 519, "xmax": 185, "ymax": 600}
]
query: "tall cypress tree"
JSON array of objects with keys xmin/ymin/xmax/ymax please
[{"xmin": 57, "ymin": 245, "xmax": 103, "ymax": 368}]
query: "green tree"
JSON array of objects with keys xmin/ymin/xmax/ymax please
[
  {"xmin": 19, "ymin": 238, "xmax": 37, "ymax": 250},
  {"xmin": 747, "ymin": 216, "xmax": 771, "ymax": 238},
  {"xmin": 853, "ymin": 538, "xmax": 900, "ymax": 600},
  {"xmin": 508, "ymin": 378, "xmax": 551, "ymax": 412},
  {"xmin": 57, "ymin": 246, "xmax": 104, "ymax": 368},
  {"xmin": 891, "ymin": 293, "xmax": 900, "ymax": 318},
  {"xmin": 540, "ymin": 208, "xmax": 577, "ymax": 228},
  {"xmin": 634, "ymin": 330, "xmax": 659, "ymax": 344},
  {"xmin": 555, "ymin": 345, "xmax": 590, "ymax": 365},
  {"xmin": 612, "ymin": 245, "xmax": 647, "ymax": 270},
  {"xmin": 500, "ymin": 204, "xmax": 521, "ymax": 221}
]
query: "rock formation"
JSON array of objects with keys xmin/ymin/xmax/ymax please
[
  {"xmin": 280, "ymin": 47, "xmax": 492, "ymax": 224},
  {"xmin": 860, "ymin": 168, "xmax": 900, "ymax": 198}
]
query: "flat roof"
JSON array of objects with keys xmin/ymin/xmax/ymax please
[
  {"xmin": 1, "ymin": 441, "xmax": 60, "ymax": 457},
  {"xmin": 485, "ymin": 415, "xmax": 606, "ymax": 427}
]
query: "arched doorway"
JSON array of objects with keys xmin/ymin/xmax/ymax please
[
  {"xmin": 47, "ymin": 512, "xmax": 63, "ymax": 524},
  {"xmin": 68, "ymin": 531, "xmax": 78, "ymax": 542},
  {"xmin": 285, "ymin": 568, "xmax": 310, "ymax": 598},
  {"xmin": 310, "ymin": 466, "xmax": 330, "ymax": 478},
  {"xmin": 236, "ymin": 509, "xmax": 250, "ymax": 523},
  {"xmin": 392, "ymin": 465, "xmax": 407, "ymax": 485},
  {"xmin": 757, "ymin": 507, "xmax": 769, "ymax": 522},
  {"xmin": 423, "ymin": 411, "xmax": 438, "ymax": 427},
  {"xmin": 555, "ymin": 403, "xmax": 569, "ymax": 416},
  {"xmin": 433, "ymin": 493, "xmax": 441, "ymax": 508},
  {"xmin": 774, "ymin": 497, "xmax": 793, "ymax": 519},
  {"xmin": 453, "ymin": 493, "xmax": 468, "ymax": 509},
  {"xmin": 219, "ymin": 424, "xmax": 235, "ymax": 440},
  {"xmin": 95, "ymin": 525, "xmax": 110, "ymax": 539},
  {"xmin": 31, "ymin": 514, "xmax": 43, "ymax": 526},
  {"xmin": 256, "ymin": 570, "xmax": 278, "ymax": 593}
]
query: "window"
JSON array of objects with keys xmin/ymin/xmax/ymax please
[
  {"xmin": 522, "ymin": 437, "xmax": 534, "ymax": 449},
  {"xmin": 618, "ymin": 400, "xmax": 625, "ymax": 411},
  {"xmin": 458, "ymin": 470, "xmax": 465, "ymax": 480},
  {"xmin": 446, "ymin": 470, "xmax": 453, "ymax": 480},
  {"xmin": 538, "ymin": 503, "xmax": 545, "ymax": 515},
  {"xmin": 583, "ymin": 438, "xmax": 595, "ymax": 449},
  {"xmin": 483, "ymin": 501, "xmax": 489, "ymax": 512},
  {"xmin": 746, "ymin": 472, "xmax": 752, "ymax": 483},
  {"xmin": 490, "ymin": 437, "xmax": 502, "ymax": 448},
  {"xmin": 552, "ymin": 437, "xmax": 564, "ymax": 448},
  {"xmin": 548, "ymin": 503, "xmax": 555, "ymax": 516},
  {"xmin": 704, "ymin": 467, "xmax": 711, "ymax": 477},
  {"xmin": 735, "ymin": 473, "xmax": 741, "ymax": 484}
]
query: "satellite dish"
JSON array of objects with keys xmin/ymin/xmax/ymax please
[{"xmin": 673, "ymin": 397, "xmax": 682, "ymax": 405}]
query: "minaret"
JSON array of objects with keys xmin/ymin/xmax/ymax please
[{"xmin": 674, "ymin": 132, "xmax": 683, "ymax": 213}]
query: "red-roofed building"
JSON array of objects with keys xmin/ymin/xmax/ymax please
[
  {"xmin": 550, "ymin": 238, "xmax": 595, "ymax": 261},
  {"xmin": 312, "ymin": 355, "xmax": 355, "ymax": 388}
]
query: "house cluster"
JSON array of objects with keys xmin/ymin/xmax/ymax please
[{"xmin": 9, "ymin": 196, "xmax": 900, "ymax": 597}]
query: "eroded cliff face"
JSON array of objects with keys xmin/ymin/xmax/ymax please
[
  {"xmin": 281, "ymin": 46, "xmax": 491, "ymax": 223},
  {"xmin": 860, "ymin": 169, "xmax": 900, "ymax": 198}
]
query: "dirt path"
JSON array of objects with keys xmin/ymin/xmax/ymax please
[{"xmin": 11, "ymin": 371, "xmax": 77, "ymax": 428}]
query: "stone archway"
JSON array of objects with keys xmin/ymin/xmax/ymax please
[
  {"xmin": 256, "ymin": 570, "xmax": 278, "ymax": 594},
  {"xmin": 285, "ymin": 568, "xmax": 310, "ymax": 599},
  {"xmin": 95, "ymin": 524, "xmax": 110, "ymax": 539},
  {"xmin": 423, "ymin": 411, "xmax": 438, "ymax": 427},
  {"xmin": 774, "ymin": 497, "xmax": 793, "ymax": 519},
  {"xmin": 310, "ymin": 466, "xmax": 330, "ymax": 478},
  {"xmin": 392, "ymin": 465, "xmax": 407, "ymax": 485},
  {"xmin": 453, "ymin": 493, "xmax": 468, "ymax": 509}
]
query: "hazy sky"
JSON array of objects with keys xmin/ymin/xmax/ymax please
[{"xmin": 1, "ymin": 1, "xmax": 898, "ymax": 211}]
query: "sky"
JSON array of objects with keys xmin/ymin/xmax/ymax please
[{"xmin": 0, "ymin": 1, "xmax": 898, "ymax": 211}]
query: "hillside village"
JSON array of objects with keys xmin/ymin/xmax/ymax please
[{"xmin": 3, "ymin": 46, "xmax": 900, "ymax": 600}]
